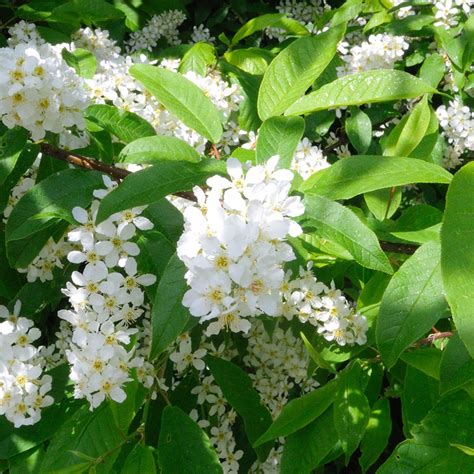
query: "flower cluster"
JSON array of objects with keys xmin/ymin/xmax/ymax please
[
  {"xmin": 0, "ymin": 301, "xmax": 53, "ymax": 427},
  {"xmin": 291, "ymin": 137, "xmax": 330, "ymax": 180},
  {"xmin": 125, "ymin": 10, "xmax": 186, "ymax": 52},
  {"xmin": 391, "ymin": 0, "xmax": 414, "ymax": 18},
  {"xmin": 18, "ymin": 234, "xmax": 73, "ymax": 283},
  {"xmin": 177, "ymin": 156, "xmax": 304, "ymax": 334},
  {"xmin": 0, "ymin": 27, "xmax": 90, "ymax": 140},
  {"xmin": 58, "ymin": 177, "xmax": 157, "ymax": 409},
  {"xmin": 337, "ymin": 33, "xmax": 409, "ymax": 76},
  {"xmin": 191, "ymin": 24, "xmax": 215, "ymax": 44},
  {"xmin": 433, "ymin": 0, "xmax": 473, "ymax": 29},
  {"xmin": 286, "ymin": 264, "xmax": 368, "ymax": 346},
  {"xmin": 436, "ymin": 98, "xmax": 474, "ymax": 168}
]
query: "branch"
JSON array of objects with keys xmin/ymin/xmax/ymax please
[
  {"xmin": 40, "ymin": 143, "xmax": 196, "ymax": 201},
  {"xmin": 415, "ymin": 331, "xmax": 453, "ymax": 347},
  {"xmin": 380, "ymin": 241, "xmax": 418, "ymax": 255},
  {"xmin": 40, "ymin": 143, "xmax": 131, "ymax": 180}
]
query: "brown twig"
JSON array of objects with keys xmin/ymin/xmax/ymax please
[
  {"xmin": 415, "ymin": 331, "xmax": 453, "ymax": 347},
  {"xmin": 40, "ymin": 143, "xmax": 196, "ymax": 201},
  {"xmin": 40, "ymin": 143, "xmax": 131, "ymax": 180},
  {"xmin": 380, "ymin": 241, "xmax": 418, "ymax": 255}
]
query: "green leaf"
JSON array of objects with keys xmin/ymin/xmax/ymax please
[
  {"xmin": 205, "ymin": 355, "xmax": 272, "ymax": 460},
  {"xmin": 0, "ymin": 128, "xmax": 29, "ymax": 185},
  {"xmin": 142, "ymin": 199, "xmax": 184, "ymax": 243},
  {"xmin": 256, "ymin": 116, "xmax": 304, "ymax": 167},
  {"xmin": 9, "ymin": 445, "xmax": 44, "ymax": 474},
  {"xmin": 13, "ymin": 280, "xmax": 59, "ymax": 317},
  {"xmin": 300, "ymin": 332, "xmax": 336, "ymax": 373},
  {"xmin": 257, "ymin": 24, "xmax": 346, "ymax": 120},
  {"xmin": 118, "ymin": 136, "xmax": 200, "ymax": 164},
  {"xmin": 5, "ymin": 169, "xmax": 101, "ymax": 241},
  {"xmin": 333, "ymin": 361, "xmax": 371, "ymax": 461},
  {"xmin": 400, "ymin": 347, "xmax": 442, "ymax": 380},
  {"xmin": 136, "ymin": 230, "xmax": 175, "ymax": 288},
  {"xmin": 230, "ymin": 13, "xmax": 308, "ymax": 46},
  {"xmin": 40, "ymin": 404, "xmax": 123, "ymax": 474},
  {"xmin": 345, "ymin": 107, "xmax": 372, "ymax": 154},
  {"xmin": 85, "ymin": 105, "xmax": 155, "ymax": 144},
  {"xmin": 451, "ymin": 444, "xmax": 474, "ymax": 456},
  {"xmin": 130, "ymin": 64, "xmax": 223, "ymax": 143},
  {"xmin": 286, "ymin": 70, "xmax": 438, "ymax": 115},
  {"xmin": 359, "ymin": 398, "xmax": 392, "ymax": 471},
  {"xmin": 300, "ymin": 155, "xmax": 452, "ymax": 198},
  {"xmin": 364, "ymin": 187, "xmax": 402, "ymax": 221},
  {"xmin": 224, "ymin": 48, "xmax": 273, "ymax": 75},
  {"xmin": 61, "ymin": 48, "xmax": 97, "ymax": 79},
  {"xmin": 379, "ymin": 392, "xmax": 474, "ymax": 473},
  {"xmin": 439, "ymin": 333, "xmax": 474, "ymax": 395},
  {"xmin": 0, "ymin": 143, "xmax": 38, "ymax": 213},
  {"xmin": 383, "ymin": 95, "xmax": 431, "ymax": 158},
  {"xmin": 179, "ymin": 42, "xmax": 215, "ymax": 76},
  {"xmin": 461, "ymin": 14, "xmax": 474, "ymax": 71},
  {"xmin": 158, "ymin": 406, "xmax": 222, "ymax": 474},
  {"xmin": 376, "ymin": 241, "xmax": 448, "ymax": 368},
  {"xmin": 419, "ymin": 53, "xmax": 446, "ymax": 88},
  {"xmin": 390, "ymin": 204, "xmax": 443, "ymax": 244},
  {"xmin": 441, "ymin": 162, "xmax": 474, "ymax": 357},
  {"xmin": 122, "ymin": 444, "xmax": 156, "ymax": 474},
  {"xmin": 254, "ymin": 379, "xmax": 339, "ymax": 446},
  {"xmin": 280, "ymin": 408, "xmax": 339, "ymax": 474},
  {"xmin": 6, "ymin": 169, "xmax": 102, "ymax": 267},
  {"xmin": 401, "ymin": 366, "xmax": 440, "ymax": 435},
  {"xmin": 50, "ymin": 0, "xmax": 124, "ymax": 25},
  {"xmin": 96, "ymin": 160, "xmax": 226, "ymax": 224},
  {"xmin": 302, "ymin": 194, "xmax": 393, "ymax": 273},
  {"xmin": 150, "ymin": 254, "xmax": 190, "ymax": 359}
]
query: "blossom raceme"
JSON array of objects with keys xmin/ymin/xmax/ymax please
[
  {"xmin": 0, "ymin": 32, "xmax": 90, "ymax": 140},
  {"xmin": 58, "ymin": 176, "xmax": 158, "ymax": 410},
  {"xmin": 177, "ymin": 155, "xmax": 304, "ymax": 334},
  {"xmin": 0, "ymin": 301, "xmax": 53, "ymax": 427}
]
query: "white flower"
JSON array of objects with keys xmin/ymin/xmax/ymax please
[
  {"xmin": 0, "ymin": 26, "xmax": 90, "ymax": 139},
  {"xmin": 169, "ymin": 342, "xmax": 207, "ymax": 372}
]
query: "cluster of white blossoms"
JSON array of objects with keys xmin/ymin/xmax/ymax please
[
  {"xmin": 390, "ymin": 0, "xmax": 414, "ymax": 18},
  {"xmin": 58, "ymin": 176, "xmax": 158, "ymax": 409},
  {"xmin": 285, "ymin": 264, "xmax": 368, "ymax": 346},
  {"xmin": 0, "ymin": 25, "xmax": 90, "ymax": 140},
  {"xmin": 337, "ymin": 33, "xmax": 409, "ymax": 76},
  {"xmin": 18, "ymin": 235, "xmax": 73, "ymax": 283},
  {"xmin": 177, "ymin": 156, "xmax": 305, "ymax": 334},
  {"xmin": 291, "ymin": 137, "xmax": 330, "ymax": 180},
  {"xmin": 433, "ymin": 0, "xmax": 473, "ymax": 29},
  {"xmin": 436, "ymin": 98, "xmax": 474, "ymax": 168},
  {"xmin": 125, "ymin": 9, "xmax": 186, "ymax": 52},
  {"xmin": 0, "ymin": 301, "xmax": 53, "ymax": 427},
  {"xmin": 191, "ymin": 24, "xmax": 215, "ymax": 44},
  {"xmin": 177, "ymin": 156, "xmax": 368, "ymax": 346}
]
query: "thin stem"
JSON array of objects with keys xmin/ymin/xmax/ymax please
[
  {"xmin": 39, "ymin": 142, "xmax": 196, "ymax": 201},
  {"xmin": 415, "ymin": 331, "xmax": 453, "ymax": 347},
  {"xmin": 380, "ymin": 241, "xmax": 418, "ymax": 255}
]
